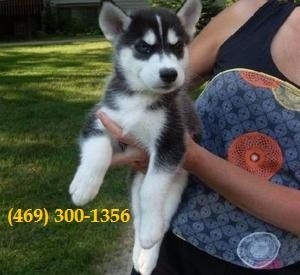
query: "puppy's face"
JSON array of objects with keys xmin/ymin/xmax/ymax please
[
  {"xmin": 99, "ymin": 0, "xmax": 202, "ymax": 93},
  {"xmin": 117, "ymin": 10, "xmax": 190, "ymax": 93}
]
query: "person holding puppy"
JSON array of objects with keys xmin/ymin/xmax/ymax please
[{"xmin": 99, "ymin": 0, "xmax": 300, "ymax": 274}]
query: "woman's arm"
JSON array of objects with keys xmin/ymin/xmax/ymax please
[
  {"xmin": 99, "ymin": 112, "xmax": 300, "ymax": 237},
  {"xmin": 184, "ymin": 136, "xmax": 300, "ymax": 237},
  {"xmin": 183, "ymin": 0, "xmax": 300, "ymax": 237},
  {"xmin": 98, "ymin": 112, "xmax": 149, "ymax": 172}
]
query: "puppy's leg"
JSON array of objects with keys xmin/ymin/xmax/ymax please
[
  {"xmin": 139, "ymin": 124, "xmax": 185, "ymax": 249},
  {"xmin": 139, "ymin": 164, "xmax": 178, "ymax": 249},
  {"xmin": 69, "ymin": 135, "xmax": 112, "ymax": 206},
  {"xmin": 137, "ymin": 171, "xmax": 188, "ymax": 275},
  {"xmin": 163, "ymin": 170, "xmax": 188, "ymax": 229},
  {"xmin": 131, "ymin": 172, "xmax": 144, "ymax": 271},
  {"xmin": 132, "ymin": 172, "xmax": 161, "ymax": 275}
]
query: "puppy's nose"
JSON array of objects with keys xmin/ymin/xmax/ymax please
[{"xmin": 160, "ymin": 69, "xmax": 177, "ymax": 83}]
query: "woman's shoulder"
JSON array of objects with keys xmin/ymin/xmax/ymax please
[
  {"xmin": 189, "ymin": 0, "xmax": 268, "ymax": 84},
  {"xmin": 209, "ymin": 0, "xmax": 267, "ymax": 42},
  {"xmin": 232, "ymin": 0, "xmax": 268, "ymax": 14}
]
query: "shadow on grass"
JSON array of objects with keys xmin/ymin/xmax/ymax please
[{"xmin": 0, "ymin": 47, "xmax": 112, "ymax": 73}]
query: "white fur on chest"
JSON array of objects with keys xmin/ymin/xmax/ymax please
[{"xmin": 100, "ymin": 93, "xmax": 166, "ymax": 149}]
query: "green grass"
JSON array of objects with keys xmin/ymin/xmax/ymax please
[{"xmin": 0, "ymin": 38, "xmax": 130, "ymax": 274}]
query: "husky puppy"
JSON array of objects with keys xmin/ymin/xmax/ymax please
[{"xmin": 69, "ymin": 0, "xmax": 202, "ymax": 274}]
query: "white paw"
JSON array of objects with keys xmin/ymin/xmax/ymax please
[
  {"xmin": 133, "ymin": 241, "xmax": 142, "ymax": 271},
  {"xmin": 136, "ymin": 246, "xmax": 160, "ymax": 275},
  {"xmin": 139, "ymin": 216, "xmax": 164, "ymax": 249},
  {"xmin": 69, "ymin": 169, "xmax": 102, "ymax": 206}
]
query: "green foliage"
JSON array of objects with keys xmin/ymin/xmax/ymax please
[
  {"xmin": 151, "ymin": 0, "xmax": 233, "ymax": 9},
  {"xmin": 151, "ymin": 0, "xmax": 224, "ymax": 29},
  {"xmin": 198, "ymin": 0, "xmax": 223, "ymax": 29},
  {"xmin": 151, "ymin": 0, "xmax": 181, "ymax": 9},
  {"xmin": 225, "ymin": 0, "xmax": 236, "ymax": 6}
]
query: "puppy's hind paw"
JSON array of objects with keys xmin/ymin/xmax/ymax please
[
  {"xmin": 139, "ymin": 219, "xmax": 164, "ymax": 249},
  {"xmin": 133, "ymin": 241, "xmax": 142, "ymax": 272},
  {"xmin": 136, "ymin": 246, "xmax": 160, "ymax": 275}
]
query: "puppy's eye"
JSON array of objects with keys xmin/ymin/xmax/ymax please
[
  {"xmin": 171, "ymin": 41, "xmax": 183, "ymax": 50},
  {"xmin": 135, "ymin": 41, "xmax": 153, "ymax": 55}
]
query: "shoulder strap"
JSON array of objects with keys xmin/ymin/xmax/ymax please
[{"xmin": 235, "ymin": 0, "xmax": 297, "ymax": 44}]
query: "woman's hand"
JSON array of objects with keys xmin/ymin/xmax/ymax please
[
  {"xmin": 97, "ymin": 112, "xmax": 149, "ymax": 173},
  {"xmin": 182, "ymin": 133, "xmax": 200, "ymax": 172},
  {"xmin": 98, "ymin": 111, "xmax": 200, "ymax": 174}
]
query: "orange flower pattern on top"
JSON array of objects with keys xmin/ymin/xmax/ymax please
[
  {"xmin": 172, "ymin": 69, "xmax": 300, "ymax": 270},
  {"xmin": 227, "ymin": 132, "xmax": 283, "ymax": 179},
  {"xmin": 240, "ymin": 71, "xmax": 281, "ymax": 89}
]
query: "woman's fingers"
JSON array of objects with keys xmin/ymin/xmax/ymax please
[
  {"xmin": 111, "ymin": 147, "xmax": 149, "ymax": 173},
  {"xmin": 97, "ymin": 112, "xmax": 149, "ymax": 172},
  {"xmin": 97, "ymin": 112, "xmax": 136, "ymax": 145},
  {"xmin": 182, "ymin": 133, "xmax": 199, "ymax": 171},
  {"xmin": 111, "ymin": 147, "xmax": 147, "ymax": 166},
  {"xmin": 129, "ymin": 162, "xmax": 147, "ymax": 174},
  {"xmin": 110, "ymin": 152, "xmax": 133, "ymax": 167}
]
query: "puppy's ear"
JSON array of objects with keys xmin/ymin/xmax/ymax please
[
  {"xmin": 99, "ymin": 0, "xmax": 131, "ymax": 41},
  {"xmin": 177, "ymin": 0, "xmax": 202, "ymax": 39}
]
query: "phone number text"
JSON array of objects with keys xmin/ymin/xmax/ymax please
[{"xmin": 7, "ymin": 208, "xmax": 131, "ymax": 226}]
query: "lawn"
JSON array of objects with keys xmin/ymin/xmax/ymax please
[{"xmin": 0, "ymin": 38, "xmax": 131, "ymax": 274}]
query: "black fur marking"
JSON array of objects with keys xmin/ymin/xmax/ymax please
[
  {"xmin": 104, "ymin": 74, "xmax": 135, "ymax": 110},
  {"xmin": 81, "ymin": 109, "xmax": 103, "ymax": 139},
  {"xmin": 147, "ymin": 91, "xmax": 178, "ymax": 111},
  {"xmin": 102, "ymin": 91, "xmax": 119, "ymax": 110},
  {"xmin": 179, "ymin": 92, "xmax": 202, "ymax": 140},
  {"xmin": 134, "ymin": 40, "xmax": 155, "ymax": 57},
  {"xmin": 154, "ymin": 102, "xmax": 186, "ymax": 170},
  {"xmin": 117, "ymin": 8, "xmax": 189, "ymax": 61},
  {"xmin": 153, "ymin": 91, "xmax": 201, "ymax": 170}
]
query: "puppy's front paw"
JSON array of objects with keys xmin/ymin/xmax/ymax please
[
  {"xmin": 69, "ymin": 169, "xmax": 101, "ymax": 206},
  {"xmin": 139, "ymin": 216, "xmax": 164, "ymax": 249}
]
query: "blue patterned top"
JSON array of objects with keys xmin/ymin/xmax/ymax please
[{"xmin": 171, "ymin": 69, "xmax": 300, "ymax": 269}]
